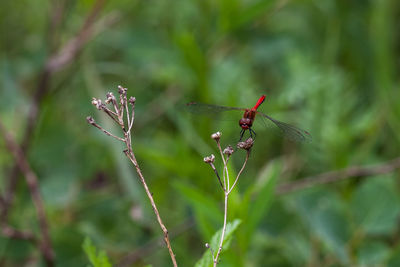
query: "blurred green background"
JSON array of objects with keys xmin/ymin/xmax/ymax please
[{"xmin": 1, "ymin": 0, "xmax": 400, "ymax": 266}]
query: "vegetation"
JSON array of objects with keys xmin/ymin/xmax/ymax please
[{"xmin": 1, "ymin": 0, "xmax": 400, "ymax": 266}]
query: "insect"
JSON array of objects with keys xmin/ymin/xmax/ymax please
[{"xmin": 186, "ymin": 95, "xmax": 311, "ymax": 142}]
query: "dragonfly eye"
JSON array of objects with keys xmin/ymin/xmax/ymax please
[{"xmin": 239, "ymin": 118, "xmax": 251, "ymax": 129}]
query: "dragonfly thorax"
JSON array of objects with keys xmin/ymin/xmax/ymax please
[{"xmin": 239, "ymin": 109, "xmax": 256, "ymax": 130}]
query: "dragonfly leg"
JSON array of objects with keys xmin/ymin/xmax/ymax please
[
  {"xmin": 239, "ymin": 129, "xmax": 245, "ymax": 141},
  {"xmin": 249, "ymin": 128, "xmax": 256, "ymax": 140}
]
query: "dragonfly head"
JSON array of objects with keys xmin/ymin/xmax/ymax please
[{"xmin": 239, "ymin": 118, "xmax": 252, "ymax": 130}]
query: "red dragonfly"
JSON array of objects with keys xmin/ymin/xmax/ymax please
[{"xmin": 186, "ymin": 95, "xmax": 311, "ymax": 142}]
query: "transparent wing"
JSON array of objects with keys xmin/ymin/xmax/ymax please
[
  {"xmin": 258, "ymin": 112, "xmax": 312, "ymax": 142},
  {"xmin": 185, "ymin": 102, "xmax": 245, "ymax": 115}
]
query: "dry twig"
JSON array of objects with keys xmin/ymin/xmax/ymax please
[
  {"xmin": 88, "ymin": 86, "xmax": 178, "ymax": 267},
  {"xmin": 276, "ymin": 157, "xmax": 400, "ymax": 194},
  {"xmin": 0, "ymin": 120, "xmax": 54, "ymax": 267}
]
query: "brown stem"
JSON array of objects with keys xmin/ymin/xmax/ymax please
[
  {"xmin": 216, "ymin": 141, "xmax": 229, "ymax": 189},
  {"xmin": 89, "ymin": 89, "xmax": 177, "ymax": 266},
  {"xmin": 276, "ymin": 157, "xmax": 400, "ymax": 194},
  {"xmin": 209, "ymin": 162, "xmax": 224, "ymax": 191},
  {"xmin": 124, "ymin": 151, "xmax": 178, "ymax": 267},
  {"xmin": 45, "ymin": 0, "xmax": 107, "ymax": 73},
  {"xmin": 87, "ymin": 117, "xmax": 125, "ymax": 141},
  {"xmin": 0, "ymin": 120, "xmax": 54, "ymax": 267},
  {"xmin": 1, "ymin": 224, "xmax": 36, "ymax": 242},
  {"xmin": 116, "ymin": 219, "xmax": 194, "ymax": 267}
]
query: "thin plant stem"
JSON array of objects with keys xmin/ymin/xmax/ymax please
[
  {"xmin": 124, "ymin": 152, "xmax": 178, "ymax": 267},
  {"xmin": 86, "ymin": 117, "xmax": 125, "ymax": 141},
  {"xmin": 214, "ymin": 191, "xmax": 228, "ymax": 267},
  {"xmin": 276, "ymin": 156, "xmax": 400, "ymax": 194},
  {"xmin": 216, "ymin": 141, "xmax": 229, "ymax": 189},
  {"xmin": 207, "ymin": 136, "xmax": 253, "ymax": 266},
  {"xmin": 0, "ymin": 120, "xmax": 54, "ymax": 267},
  {"xmin": 228, "ymin": 150, "xmax": 250, "ymax": 194},
  {"xmin": 210, "ymin": 163, "xmax": 224, "ymax": 191}
]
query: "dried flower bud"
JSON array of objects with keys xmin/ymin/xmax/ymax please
[
  {"xmin": 91, "ymin": 98, "xmax": 103, "ymax": 110},
  {"xmin": 211, "ymin": 132, "xmax": 221, "ymax": 141},
  {"xmin": 105, "ymin": 92, "xmax": 115, "ymax": 104},
  {"xmin": 86, "ymin": 116, "xmax": 95, "ymax": 124},
  {"xmin": 129, "ymin": 96, "xmax": 136, "ymax": 105},
  {"xmin": 237, "ymin": 138, "xmax": 254, "ymax": 150},
  {"xmin": 223, "ymin": 145, "xmax": 234, "ymax": 156},
  {"xmin": 203, "ymin": 154, "xmax": 215, "ymax": 164},
  {"xmin": 118, "ymin": 85, "xmax": 127, "ymax": 95}
]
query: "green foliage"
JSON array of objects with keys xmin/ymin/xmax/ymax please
[
  {"xmin": 174, "ymin": 181, "xmax": 223, "ymax": 238},
  {"xmin": 244, "ymin": 160, "xmax": 280, "ymax": 239},
  {"xmin": 82, "ymin": 237, "xmax": 112, "ymax": 267},
  {"xmin": 195, "ymin": 219, "xmax": 241, "ymax": 267},
  {"xmin": 351, "ymin": 176, "xmax": 400, "ymax": 235}
]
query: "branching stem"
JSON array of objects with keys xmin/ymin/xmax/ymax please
[{"xmin": 208, "ymin": 136, "xmax": 252, "ymax": 266}]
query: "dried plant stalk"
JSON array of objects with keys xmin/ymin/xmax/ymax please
[
  {"xmin": 0, "ymin": 120, "xmax": 54, "ymax": 267},
  {"xmin": 88, "ymin": 86, "xmax": 177, "ymax": 267}
]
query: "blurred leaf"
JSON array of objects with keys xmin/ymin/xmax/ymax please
[
  {"xmin": 82, "ymin": 237, "xmax": 112, "ymax": 267},
  {"xmin": 236, "ymin": 0, "xmax": 277, "ymax": 29},
  {"xmin": 246, "ymin": 163, "xmax": 279, "ymax": 234},
  {"xmin": 195, "ymin": 219, "xmax": 241, "ymax": 267},
  {"xmin": 351, "ymin": 175, "xmax": 400, "ymax": 235},
  {"xmin": 174, "ymin": 181, "xmax": 222, "ymax": 228},
  {"xmin": 387, "ymin": 244, "xmax": 400, "ymax": 267},
  {"xmin": 239, "ymin": 159, "xmax": 281, "ymax": 250},
  {"xmin": 357, "ymin": 241, "xmax": 389, "ymax": 266},
  {"xmin": 291, "ymin": 189, "xmax": 350, "ymax": 263},
  {"xmin": 175, "ymin": 31, "xmax": 208, "ymax": 93}
]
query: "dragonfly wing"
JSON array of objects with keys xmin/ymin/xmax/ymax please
[
  {"xmin": 185, "ymin": 102, "xmax": 245, "ymax": 115},
  {"xmin": 258, "ymin": 112, "xmax": 312, "ymax": 142}
]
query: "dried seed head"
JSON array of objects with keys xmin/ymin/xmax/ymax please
[
  {"xmin": 129, "ymin": 96, "xmax": 136, "ymax": 105},
  {"xmin": 86, "ymin": 116, "xmax": 95, "ymax": 124},
  {"xmin": 118, "ymin": 85, "xmax": 127, "ymax": 95},
  {"xmin": 91, "ymin": 98, "xmax": 103, "ymax": 110},
  {"xmin": 203, "ymin": 154, "xmax": 215, "ymax": 164},
  {"xmin": 105, "ymin": 92, "xmax": 115, "ymax": 104},
  {"xmin": 237, "ymin": 137, "xmax": 254, "ymax": 150},
  {"xmin": 223, "ymin": 145, "xmax": 234, "ymax": 156},
  {"xmin": 211, "ymin": 132, "xmax": 221, "ymax": 141}
]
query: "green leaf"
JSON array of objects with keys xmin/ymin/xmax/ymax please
[
  {"xmin": 82, "ymin": 237, "xmax": 112, "ymax": 267},
  {"xmin": 351, "ymin": 176, "xmax": 400, "ymax": 234},
  {"xmin": 240, "ymin": 160, "xmax": 281, "ymax": 250},
  {"xmin": 357, "ymin": 241, "xmax": 389, "ymax": 266},
  {"xmin": 291, "ymin": 189, "xmax": 350, "ymax": 263},
  {"xmin": 236, "ymin": 0, "xmax": 277, "ymax": 29},
  {"xmin": 174, "ymin": 181, "xmax": 223, "ymax": 225},
  {"xmin": 388, "ymin": 244, "xmax": 400, "ymax": 267},
  {"xmin": 195, "ymin": 219, "xmax": 241, "ymax": 267}
]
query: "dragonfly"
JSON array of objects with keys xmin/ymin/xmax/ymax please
[{"xmin": 186, "ymin": 95, "xmax": 311, "ymax": 142}]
